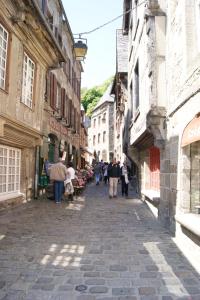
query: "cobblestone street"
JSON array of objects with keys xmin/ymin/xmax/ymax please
[{"xmin": 0, "ymin": 182, "xmax": 200, "ymax": 300}]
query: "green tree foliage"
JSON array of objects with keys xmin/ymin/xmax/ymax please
[{"xmin": 81, "ymin": 76, "xmax": 113, "ymax": 116}]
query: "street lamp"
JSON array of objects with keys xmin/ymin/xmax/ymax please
[{"xmin": 73, "ymin": 36, "xmax": 88, "ymax": 61}]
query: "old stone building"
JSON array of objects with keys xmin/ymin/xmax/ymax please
[
  {"xmin": 40, "ymin": 0, "xmax": 82, "ymax": 171},
  {"xmin": 112, "ymin": 29, "xmax": 128, "ymax": 164},
  {"xmin": 80, "ymin": 105, "xmax": 92, "ymax": 168},
  {"xmin": 88, "ymin": 84, "xmax": 114, "ymax": 163},
  {"xmin": 122, "ymin": 0, "xmax": 167, "ymax": 213},
  {"xmin": 164, "ymin": 0, "xmax": 200, "ymax": 259},
  {"xmin": 0, "ymin": 0, "xmax": 83, "ymax": 204},
  {"xmin": 119, "ymin": 0, "xmax": 200, "ymax": 259}
]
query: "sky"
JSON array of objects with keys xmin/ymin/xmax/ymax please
[{"xmin": 62, "ymin": 0, "xmax": 123, "ymax": 89}]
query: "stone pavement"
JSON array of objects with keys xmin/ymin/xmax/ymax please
[{"xmin": 0, "ymin": 182, "xmax": 200, "ymax": 300}]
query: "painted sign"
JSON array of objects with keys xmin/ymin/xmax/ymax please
[
  {"xmin": 181, "ymin": 115, "xmax": 200, "ymax": 147},
  {"xmin": 49, "ymin": 117, "xmax": 68, "ymax": 136}
]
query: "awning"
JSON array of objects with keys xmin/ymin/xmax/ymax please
[
  {"xmin": 80, "ymin": 146, "xmax": 93, "ymax": 155},
  {"xmin": 181, "ymin": 115, "xmax": 200, "ymax": 147}
]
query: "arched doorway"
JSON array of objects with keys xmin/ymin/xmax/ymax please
[{"xmin": 48, "ymin": 134, "xmax": 59, "ymax": 163}]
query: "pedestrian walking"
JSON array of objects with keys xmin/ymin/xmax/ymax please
[
  {"xmin": 107, "ymin": 158, "xmax": 121, "ymax": 198},
  {"xmin": 103, "ymin": 162, "xmax": 109, "ymax": 184},
  {"xmin": 65, "ymin": 162, "xmax": 76, "ymax": 201},
  {"xmin": 121, "ymin": 162, "xmax": 130, "ymax": 198},
  {"xmin": 49, "ymin": 158, "xmax": 68, "ymax": 204},
  {"xmin": 94, "ymin": 162, "xmax": 101, "ymax": 185}
]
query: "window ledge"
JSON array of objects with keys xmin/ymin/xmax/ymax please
[
  {"xmin": 175, "ymin": 213, "xmax": 200, "ymax": 238},
  {"xmin": 0, "ymin": 192, "xmax": 24, "ymax": 202},
  {"xmin": 142, "ymin": 189, "xmax": 160, "ymax": 205}
]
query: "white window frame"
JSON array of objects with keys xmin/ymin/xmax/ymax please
[
  {"xmin": 22, "ymin": 52, "xmax": 35, "ymax": 108},
  {"xmin": 196, "ymin": 0, "xmax": 200, "ymax": 51},
  {"xmin": 0, "ymin": 145, "xmax": 21, "ymax": 198},
  {"xmin": 0, "ymin": 23, "xmax": 9, "ymax": 90}
]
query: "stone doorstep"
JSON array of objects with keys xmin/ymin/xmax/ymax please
[
  {"xmin": 175, "ymin": 213, "xmax": 200, "ymax": 238},
  {"xmin": 0, "ymin": 195, "xmax": 25, "ymax": 211}
]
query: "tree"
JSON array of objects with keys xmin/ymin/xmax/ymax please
[{"xmin": 81, "ymin": 76, "xmax": 113, "ymax": 116}]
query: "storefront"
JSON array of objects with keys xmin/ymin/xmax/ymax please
[
  {"xmin": 180, "ymin": 114, "xmax": 200, "ymax": 215},
  {"xmin": 0, "ymin": 116, "xmax": 42, "ymax": 203},
  {"xmin": 175, "ymin": 114, "xmax": 200, "ymax": 255}
]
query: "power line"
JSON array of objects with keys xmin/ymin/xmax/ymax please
[{"xmin": 73, "ymin": 0, "xmax": 147, "ymax": 36}]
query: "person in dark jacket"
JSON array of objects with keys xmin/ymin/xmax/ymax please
[{"xmin": 107, "ymin": 158, "xmax": 121, "ymax": 198}]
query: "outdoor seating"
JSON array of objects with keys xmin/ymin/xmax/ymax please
[{"xmin": 71, "ymin": 178, "xmax": 85, "ymax": 198}]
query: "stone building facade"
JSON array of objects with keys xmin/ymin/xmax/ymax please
[
  {"xmin": 112, "ymin": 29, "xmax": 128, "ymax": 164},
  {"xmin": 88, "ymin": 84, "xmax": 114, "ymax": 163},
  {"xmin": 0, "ymin": 0, "xmax": 83, "ymax": 205},
  {"xmin": 122, "ymin": 0, "xmax": 167, "ymax": 210},
  {"xmin": 164, "ymin": 0, "xmax": 200, "ymax": 259},
  {"xmin": 120, "ymin": 0, "xmax": 200, "ymax": 259},
  {"xmin": 40, "ymin": 0, "xmax": 82, "ymax": 171}
]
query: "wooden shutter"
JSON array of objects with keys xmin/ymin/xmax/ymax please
[
  {"xmin": 61, "ymin": 88, "xmax": 65, "ymax": 118},
  {"xmin": 69, "ymin": 99, "xmax": 72, "ymax": 127},
  {"xmin": 50, "ymin": 73, "xmax": 57, "ymax": 110},
  {"xmin": 65, "ymin": 94, "xmax": 68, "ymax": 121},
  {"xmin": 50, "ymin": 72, "xmax": 54, "ymax": 108},
  {"xmin": 74, "ymin": 109, "xmax": 77, "ymax": 132}
]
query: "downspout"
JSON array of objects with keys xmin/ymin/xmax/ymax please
[{"xmin": 34, "ymin": 146, "xmax": 40, "ymax": 199}]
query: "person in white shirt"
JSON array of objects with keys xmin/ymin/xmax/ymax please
[{"xmin": 65, "ymin": 162, "xmax": 76, "ymax": 201}]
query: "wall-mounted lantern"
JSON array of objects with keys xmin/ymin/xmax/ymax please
[{"xmin": 73, "ymin": 36, "xmax": 88, "ymax": 61}]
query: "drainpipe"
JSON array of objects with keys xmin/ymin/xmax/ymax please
[{"xmin": 34, "ymin": 146, "xmax": 40, "ymax": 199}]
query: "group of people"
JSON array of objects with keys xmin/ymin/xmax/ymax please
[
  {"xmin": 93, "ymin": 158, "xmax": 131, "ymax": 199},
  {"xmin": 48, "ymin": 159, "xmax": 76, "ymax": 204},
  {"xmin": 46, "ymin": 157, "xmax": 131, "ymax": 204}
]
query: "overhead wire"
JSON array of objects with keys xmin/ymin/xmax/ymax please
[{"xmin": 73, "ymin": 0, "xmax": 147, "ymax": 36}]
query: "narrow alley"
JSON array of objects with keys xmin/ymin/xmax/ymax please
[{"xmin": 0, "ymin": 183, "xmax": 200, "ymax": 300}]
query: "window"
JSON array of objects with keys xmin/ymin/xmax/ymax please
[
  {"xmin": 98, "ymin": 116, "xmax": 101, "ymax": 125},
  {"xmin": 190, "ymin": 141, "xmax": 200, "ymax": 213},
  {"xmin": 93, "ymin": 135, "xmax": 96, "ymax": 146},
  {"xmin": 93, "ymin": 119, "xmax": 96, "ymax": 128},
  {"xmin": 22, "ymin": 53, "xmax": 35, "ymax": 109},
  {"xmin": 196, "ymin": 0, "xmax": 200, "ymax": 50},
  {"xmin": 0, "ymin": 146, "xmax": 21, "ymax": 195},
  {"xmin": 98, "ymin": 133, "xmax": 100, "ymax": 143},
  {"xmin": 103, "ymin": 131, "xmax": 106, "ymax": 143},
  {"xmin": 102, "ymin": 113, "xmax": 106, "ymax": 123},
  {"xmin": 0, "ymin": 23, "xmax": 9, "ymax": 90}
]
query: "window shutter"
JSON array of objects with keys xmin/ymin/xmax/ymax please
[
  {"xmin": 69, "ymin": 99, "xmax": 72, "ymax": 127},
  {"xmin": 50, "ymin": 72, "xmax": 54, "ymax": 108},
  {"xmin": 61, "ymin": 88, "xmax": 65, "ymax": 118},
  {"xmin": 69, "ymin": 60, "xmax": 71, "ymax": 83},
  {"xmin": 53, "ymin": 74, "xmax": 57, "ymax": 110},
  {"xmin": 74, "ymin": 109, "xmax": 77, "ymax": 132},
  {"xmin": 65, "ymin": 95, "xmax": 69, "ymax": 124}
]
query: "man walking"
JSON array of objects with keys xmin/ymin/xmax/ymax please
[
  {"xmin": 108, "ymin": 158, "xmax": 121, "ymax": 198},
  {"xmin": 94, "ymin": 162, "xmax": 101, "ymax": 185},
  {"xmin": 49, "ymin": 158, "xmax": 68, "ymax": 204}
]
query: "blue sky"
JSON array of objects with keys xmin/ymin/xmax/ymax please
[{"xmin": 62, "ymin": 0, "xmax": 123, "ymax": 88}]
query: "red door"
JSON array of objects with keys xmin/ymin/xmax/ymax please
[{"xmin": 149, "ymin": 147, "xmax": 160, "ymax": 191}]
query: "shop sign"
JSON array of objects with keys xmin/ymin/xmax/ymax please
[
  {"xmin": 181, "ymin": 115, "xmax": 200, "ymax": 147},
  {"xmin": 49, "ymin": 117, "xmax": 68, "ymax": 136}
]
